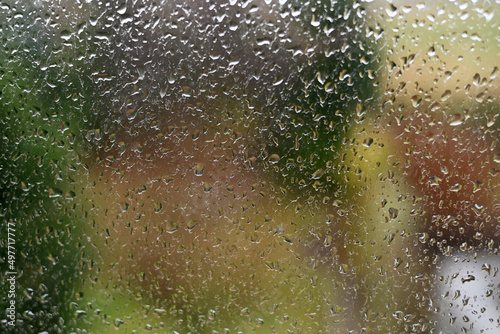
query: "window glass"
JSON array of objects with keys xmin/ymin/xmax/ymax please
[{"xmin": 1, "ymin": 0, "xmax": 498, "ymax": 333}]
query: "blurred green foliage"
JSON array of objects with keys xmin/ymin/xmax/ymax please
[
  {"xmin": 263, "ymin": 0, "xmax": 377, "ymax": 198},
  {"xmin": 0, "ymin": 4, "xmax": 96, "ymax": 332}
]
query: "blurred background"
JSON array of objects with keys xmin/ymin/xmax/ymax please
[{"xmin": 1, "ymin": 0, "xmax": 498, "ymax": 333}]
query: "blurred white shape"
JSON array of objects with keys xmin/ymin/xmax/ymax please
[{"xmin": 435, "ymin": 253, "xmax": 500, "ymax": 333}]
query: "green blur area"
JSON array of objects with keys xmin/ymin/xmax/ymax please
[
  {"xmin": 263, "ymin": 0, "xmax": 378, "ymax": 200},
  {"xmin": 0, "ymin": 4, "xmax": 96, "ymax": 333}
]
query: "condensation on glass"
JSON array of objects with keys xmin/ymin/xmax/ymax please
[{"xmin": 1, "ymin": 0, "xmax": 498, "ymax": 333}]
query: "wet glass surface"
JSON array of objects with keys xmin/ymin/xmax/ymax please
[{"xmin": 1, "ymin": 1, "xmax": 499, "ymax": 333}]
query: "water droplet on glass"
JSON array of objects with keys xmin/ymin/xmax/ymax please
[
  {"xmin": 427, "ymin": 45, "xmax": 436, "ymax": 56},
  {"xmin": 194, "ymin": 163, "xmax": 205, "ymax": 176},
  {"xmin": 117, "ymin": 4, "xmax": 127, "ymax": 15},
  {"xmin": 268, "ymin": 154, "xmax": 280, "ymax": 164},
  {"xmin": 60, "ymin": 30, "xmax": 72, "ymax": 41},
  {"xmin": 386, "ymin": 4, "xmax": 398, "ymax": 18}
]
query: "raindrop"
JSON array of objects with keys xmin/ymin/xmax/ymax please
[
  {"xmin": 362, "ymin": 137, "xmax": 373, "ymax": 147},
  {"xmin": 60, "ymin": 30, "xmax": 72, "ymax": 41},
  {"xmin": 311, "ymin": 168, "xmax": 324, "ymax": 180},
  {"xmin": 427, "ymin": 45, "xmax": 436, "ymax": 56},
  {"xmin": 411, "ymin": 95, "xmax": 422, "ymax": 107},
  {"xmin": 194, "ymin": 163, "xmax": 205, "ymax": 176},
  {"xmin": 386, "ymin": 4, "xmax": 398, "ymax": 17},
  {"xmin": 268, "ymin": 154, "xmax": 280, "ymax": 164},
  {"xmin": 168, "ymin": 72, "xmax": 176, "ymax": 84},
  {"xmin": 117, "ymin": 4, "xmax": 127, "ymax": 15},
  {"xmin": 461, "ymin": 275, "xmax": 475, "ymax": 283}
]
